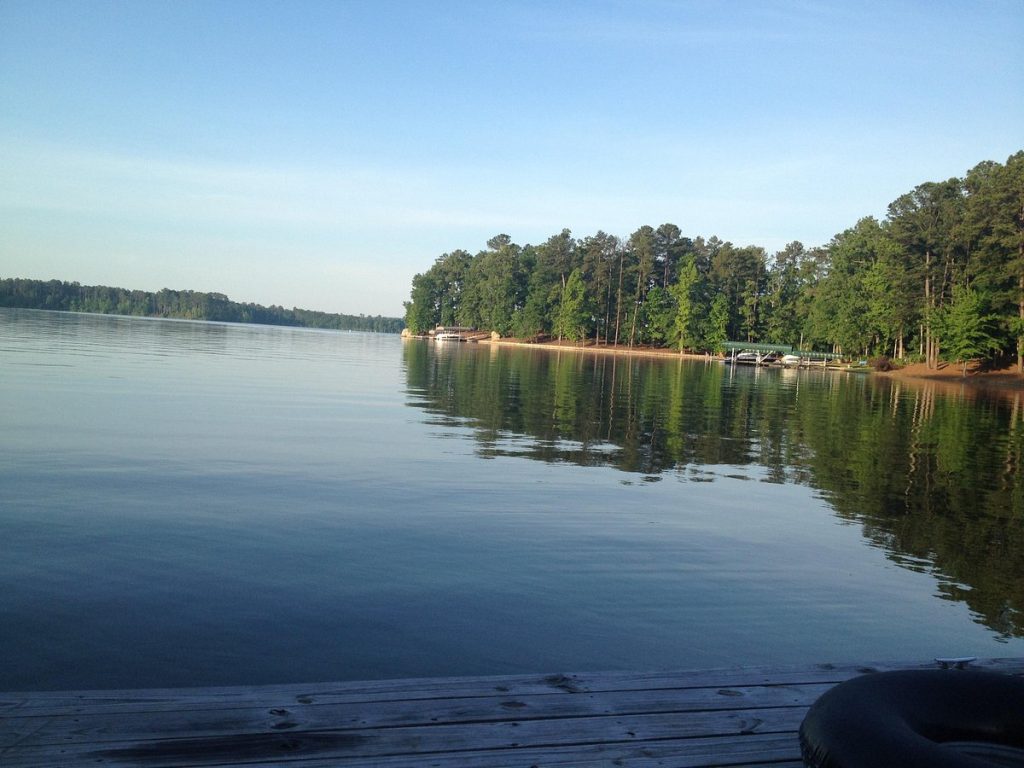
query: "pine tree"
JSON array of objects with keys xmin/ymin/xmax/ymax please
[
  {"xmin": 937, "ymin": 285, "xmax": 1000, "ymax": 375},
  {"xmin": 553, "ymin": 269, "xmax": 589, "ymax": 343}
]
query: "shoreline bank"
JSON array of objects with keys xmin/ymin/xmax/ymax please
[
  {"xmin": 470, "ymin": 337, "xmax": 1024, "ymax": 393},
  {"xmin": 481, "ymin": 337, "xmax": 712, "ymax": 363},
  {"xmin": 877, "ymin": 361, "xmax": 1024, "ymax": 394}
]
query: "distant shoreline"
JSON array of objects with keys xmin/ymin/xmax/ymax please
[{"xmin": 0, "ymin": 277, "xmax": 404, "ymax": 334}]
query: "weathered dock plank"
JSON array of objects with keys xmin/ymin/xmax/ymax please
[
  {"xmin": 8, "ymin": 656, "xmax": 1021, "ymax": 715},
  {"xmin": 4, "ymin": 708, "xmax": 807, "ymax": 767},
  {"xmin": 2, "ymin": 658, "xmax": 1021, "ymax": 767},
  {"xmin": 0, "ymin": 682, "xmax": 829, "ymax": 746}
]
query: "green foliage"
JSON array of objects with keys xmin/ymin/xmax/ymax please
[
  {"xmin": 668, "ymin": 259, "xmax": 701, "ymax": 351},
  {"xmin": 709, "ymin": 243, "xmax": 767, "ymax": 342},
  {"xmin": 1, "ymin": 278, "xmax": 404, "ymax": 333},
  {"xmin": 458, "ymin": 239, "xmax": 522, "ymax": 335},
  {"xmin": 807, "ymin": 218, "xmax": 889, "ymax": 355},
  {"xmin": 705, "ymin": 294, "xmax": 730, "ymax": 354},
  {"xmin": 964, "ymin": 151, "xmax": 1024, "ymax": 367},
  {"xmin": 553, "ymin": 268, "xmax": 589, "ymax": 342},
  {"xmin": 762, "ymin": 241, "xmax": 804, "ymax": 346},
  {"xmin": 401, "ymin": 151, "xmax": 1024, "ymax": 363},
  {"xmin": 639, "ymin": 285, "xmax": 674, "ymax": 345},
  {"xmin": 936, "ymin": 285, "xmax": 1001, "ymax": 374},
  {"xmin": 577, "ymin": 231, "xmax": 620, "ymax": 343},
  {"xmin": 405, "ymin": 270, "xmax": 440, "ymax": 334}
]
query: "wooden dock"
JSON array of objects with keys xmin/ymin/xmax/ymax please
[{"xmin": 3, "ymin": 658, "xmax": 1022, "ymax": 767}]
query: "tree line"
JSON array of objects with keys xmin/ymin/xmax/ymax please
[
  {"xmin": 405, "ymin": 151, "xmax": 1024, "ymax": 371},
  {"xmin": 0, "ymin": 278, "xmax": 405, "ymax": 334}
]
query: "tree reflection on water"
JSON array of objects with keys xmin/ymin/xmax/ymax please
[{"xmin": 403, "ymin": 340, "xmax": 1024, "ymax": 639}]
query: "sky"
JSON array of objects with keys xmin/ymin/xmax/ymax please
[{"xmin": 1, "ymin": 1, "xmax": 1022, "ymax": 317}]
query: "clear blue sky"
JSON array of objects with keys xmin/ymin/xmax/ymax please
[{"xmin": 2, "ymin": 1, "xmax": 1021, "ymax": 316}]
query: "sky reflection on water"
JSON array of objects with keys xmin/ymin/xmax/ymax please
[{"xmin": 1, "ymin": 309, "xmax": 1021, "ymax": 691}]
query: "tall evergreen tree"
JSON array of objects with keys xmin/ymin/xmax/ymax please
[
  {"xmin": 965, "ymin": 152, "xmax": 1024, "ymax": 372},
  {"xmin": 626, "ymin": 225, "xmax": 657, "ymax": 346},
  {"xmin": 937, "ymin": 285, "xmax": 1000, "ymax": 375},
  {"xmin": 763, "ymin": 242, "xmax": 804, "ymax": 346},
  {"xmin": 669, "ymin": 258, "xmax": 702, "ymax": 352},
  {"xmin": 705, "ymin": 294, "xmax": 729, "ymax": 354},
  {"xmin": 553, "ymin": 268, "xmax": 589, "ymax": 343},
  {"xmin": 887, "ymin": 179, "xmax": 966, "ymax": 367}
]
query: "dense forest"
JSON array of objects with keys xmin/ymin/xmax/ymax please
[
  {"xmin": 0, "ymin": 278, "xmax": 404, "ymax": 333},
  {"xmin": 405, "ymin": 151, "xmax": 1024, "ymax": 371}
]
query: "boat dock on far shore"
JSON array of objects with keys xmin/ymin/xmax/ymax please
[{"xmin": 432, "ymin": 326, "xmax": 491, "ymax": 342}]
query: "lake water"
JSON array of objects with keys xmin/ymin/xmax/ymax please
[{"xmin": 2, "ymin": 308, "xmax": 1022, "ymax": 691}]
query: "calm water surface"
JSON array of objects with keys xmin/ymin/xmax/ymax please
[{"xmin": 1, "ymin": 308, "xmax": 1022, "ymax": 690}]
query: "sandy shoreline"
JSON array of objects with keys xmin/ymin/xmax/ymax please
[
  {"xmin": 876, "ymin": 361, "xmax": 1024, "ymax": 393},
  {"xmin": 409, "ymin": 333, "xmax": 1024, "ymax": 393},
  {"xmin": 480, "ymin": 337, "xmax": 710, "ymax": 362},
  {"xmin": 475, "ymin": 337, "xmax": 1024, "ymax": 392}
]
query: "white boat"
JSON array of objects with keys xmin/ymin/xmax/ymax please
[{"xmin": 433, "ymin": 326, "xmax": 475, "ymax": 342}]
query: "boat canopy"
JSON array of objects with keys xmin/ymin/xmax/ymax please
[
  {"xmin": 722, "ymin": 341, "xmax": 793, "ymax": 354},
  {"xmin": 721, "ymin": 341, "xmax": 844, "ymax": 361}
]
